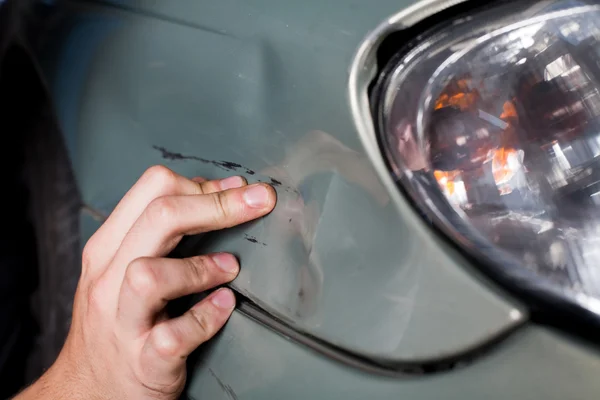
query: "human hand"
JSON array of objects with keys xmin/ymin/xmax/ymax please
[{"xmin": 16, "ymin": 166, "xmax": 276, "ymax": 400}]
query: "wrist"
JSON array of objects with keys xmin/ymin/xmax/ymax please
[{"xmin": 15, "ymin": 349, "xmax": 104, "ymax": 400}]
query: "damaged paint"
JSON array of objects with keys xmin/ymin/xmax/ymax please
[
  {"xmin": 208, "ymin": 369, "xmax": 239, "ymax": 400},
  {"xmin": 153, "ymin": 145, "xmax": 256, "ymax": 175},
  {"xmin": 244, "ymin": 234, "xmax": 267, "ymax": 247},
  {"xmin": 45, "ymin": 0, "xmax": 525, "ymax": 372}
]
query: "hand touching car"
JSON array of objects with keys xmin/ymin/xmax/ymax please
[{"xmin": 15, "ymin": 166, "xmax": 276, "ymax": 400}]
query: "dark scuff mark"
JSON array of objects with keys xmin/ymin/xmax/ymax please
[
  {"xmin": 208, "ymin": 369, "xmax": 239, "ymax": 400},
  {"xmin": 289, "ymin": 218, "xmax": 292, "ymax": 223},
  {"xmin": 269, "ymin": 178, "xmax": 282, "ymax": 186},
  {"xmin": 153, "ymin": 145, "xmax": 299, "ymax": 192},
  {"xmin": 153, "ymin": 145, "xmax": 255, "ymax": 175},
  {"xmin": 245, "ymin": 236, "xmax": 259, "ymax": 244},
  {"xmin": 219, "ymin": 161, "xmax": 242, "ymax": 169},
  {"xmin": 153, "ymin": 145, "xmax": 206, "ymax": 162},
  {"xmin": 244, "ymin": 233, "xmax": 267, "ymax": 247}
]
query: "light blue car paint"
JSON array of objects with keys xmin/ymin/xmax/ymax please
[{"xmin": 39, "ymin": 0, "xmax": 600, "ymax": 398}]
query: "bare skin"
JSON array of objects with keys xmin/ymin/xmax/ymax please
[{"xmin": 14, "ymin": 165, "xmax": 277, "ymax": 400}]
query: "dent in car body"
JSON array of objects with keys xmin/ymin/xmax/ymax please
[
  {"xmin": 67, "ymin": 197, "xmax": 600, "ymax": 399},
  {"xmin": 79, "ymin": 217, "xmax": 600, "ymax": 400},
  {"xmin": 42, "ymin": 0, "xmax": 524, "ymax": 366}
]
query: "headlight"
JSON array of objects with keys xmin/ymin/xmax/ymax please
[{"xmin": 378, "ymin": 2, "xmax": 600, "ymax": 317}]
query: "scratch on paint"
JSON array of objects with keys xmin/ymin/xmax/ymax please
[
  {"xmin": 153, "ymin": 145, "xmax": 301, "ymax": 195},
  {"xmin": 209, "ymin": 368, "xmax": 239, "ymax": 400},
  {"xmin": 153, "ymin": 145, "xmax": 256, "ymax": 175},
  {"xmin": 269, "ymin": 178, "xmax": 282, "ymax": 187},
  {"xmin": 244, "ymin": 234, "xmax": 267, "ymax": 247}
]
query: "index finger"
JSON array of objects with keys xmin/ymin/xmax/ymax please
[
  {"xmin": 84, "ymin": 165, "xmax": 246, "ymax": 272},
  {"xmin": 103, "ymin": 183, "xmax": 276, "ymax": 290}
]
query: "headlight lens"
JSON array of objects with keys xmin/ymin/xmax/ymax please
[{"xmin": 381, "ymin": 2, "xmax": 600, "ymax": 315}]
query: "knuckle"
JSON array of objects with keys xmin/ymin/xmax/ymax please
[
  {"xmin": 151, "ymin": 323, "xmax": 182, "ymax": 358},
  {"xmin": 210, "ymin": 192, "xmax": 230, "ymax": 222},
  {"xmin": 146, "ymin": 196, "xmax": 178, "ymax": 226},
  {"xmin": 81, "ymin": 240, "xmax": 96, "ymax": 269},
  {"xmin": 142, "ymin": 165, "xmax": 178, "ymax": 192},
  {"xmin": 189, "ymin": 308, "xmax": 214, "ymax": 339},
  {"xmin": 125, "ymin": 258, "xmax": 159, "ymax": 298},
  {"xmin": 186, "ymin": 257, "xmax": 209, "ymax": 285},
  {"xmin": 85, "ymin": 280, "xmax": 109, "ymax": 316},
  {"xmin": 86, "ymin": 285, "xmax": 100, "ymax": 312},
  {"xmin": 194, "ymin": 180, "xmax": 208, "ymax": 195}
]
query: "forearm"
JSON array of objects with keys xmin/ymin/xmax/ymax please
[
  {"xmin": 14, "ymin": 368, "xmax": 62, "ymax": 400},
  {"xmin": 14, "ymin": 373, "xmax": 54, "ymax": 400},
  {"xmin": 13, "ymin": 358, "xmax": 103, "ymax": 400}
]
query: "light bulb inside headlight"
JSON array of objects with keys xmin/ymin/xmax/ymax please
[{"xmin": 380, "ymin": 1, "xmax": 600, "ymax": 315}]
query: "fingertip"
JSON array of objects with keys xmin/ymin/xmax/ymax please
[
  {"xmin": 219, "ymin": 176, "xmax": 246, "ymax": 191},
  {"xmin": 209, "ymin": 288, "xmax": 236, "ymax": 310},
  {"xmin": 243, "ymin": 183, "xmax": 277, "ymax": 210},
  {"xmin": 262, "ymin": 183, "xmax": 278, "ymax": 210},
  {"xmin": 265, "ymin": 184, "xmax": 277, "ymax": 212},
  {"xmin": 211, "ymin": 253, "xmax": 240, "ymax": 275}
]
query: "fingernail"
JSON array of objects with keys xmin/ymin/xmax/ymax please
[
  {"xmin": 211, "ymin": 289, "xmax": 236, "ymax": 309},
  {"xmin": 211, "ymin": 253, "xmax": 239, "ymax": 274},
  {"xmin": 243, "ymin": 184, "xmax": 270, "ymax": 208},
  {"xmin": 220, "ymin": 176, "xmax": 245, "ymax": 190}
]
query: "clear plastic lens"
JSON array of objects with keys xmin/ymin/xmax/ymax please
[{"xmin": 384, "ymin": 2, "xmax": 600, "ymax": 311}]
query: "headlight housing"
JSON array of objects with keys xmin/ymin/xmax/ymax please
[{"xmin": 377, "ymin": 1, "xmax": 600, "ymax": 320}]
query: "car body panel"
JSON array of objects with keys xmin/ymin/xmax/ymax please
[
  {"xmin": 58, "ymin": 203, "xmax": 600, "ymax": 400},
  {"xmin": 43, "ymin": 0, "xmax": 530, "ymax": 364},
  {"xmin": 185, "ymin": 312, "xmax": 600, "ymax": 400},
  {"xmin": 72, "ymin": 216, "xmax": 600, "ymax": 400}
]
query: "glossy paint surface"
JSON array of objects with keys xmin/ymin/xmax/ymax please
[
  {"xmin": 55, "ymin": 1, "xmax": 600, "ymax": 397},
  {"xmin": 78, "ymin": 212, "xmax": 600, "ymax": 400},
  {"xmin": 41, "ymin": 0, "xmax": 525, "ymax": 365},
  {"xmin": 186, "ymin": 312, "xmax": 600, "ymax": 400}
]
